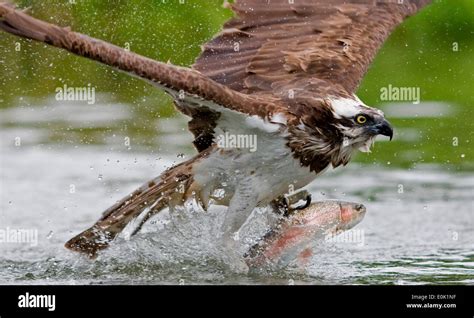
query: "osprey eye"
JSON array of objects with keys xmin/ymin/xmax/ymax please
[{"xmin": 356, "ymin": 115, "xmax": 367, "ymax": 124}]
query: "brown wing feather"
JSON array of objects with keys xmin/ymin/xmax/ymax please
[
  {"xmin": 0, "ymin": 1, "xmax": 432, "ymax": 154},
  {"xmin": 194, "ymin": 0, "xmax": 432, "ymax": 94},
  {"xmin": 0, "ymin": 2, "xmax": 290, "ymax": 153},
  {"xmin": 0, "ymin": 3, "xmax": 276, "ymax": 118}
]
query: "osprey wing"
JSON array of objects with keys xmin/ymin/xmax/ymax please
[{"xmin": 194, "ymin": 0, "xmax": 432, "ymax": 95}]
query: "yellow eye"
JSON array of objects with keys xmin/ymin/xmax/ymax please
[{"xmin": 356, "ymin": 115, "xmax": 367, "ymax": 124}]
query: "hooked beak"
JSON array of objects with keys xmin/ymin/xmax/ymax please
[{"xmin": 374, "ymin": 119, "xmax": 393, "ymax": 140}]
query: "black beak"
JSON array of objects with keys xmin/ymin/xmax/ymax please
[{"xmin": 374, "ymin": 119, "xmax": 393, "ymax": 140}]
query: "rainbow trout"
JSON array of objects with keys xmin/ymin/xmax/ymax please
[{"xmin": 245, "ymin": 201, "xmax": 366, "ymax": 268}]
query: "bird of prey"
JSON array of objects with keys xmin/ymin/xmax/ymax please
[{"xmin": 0, "ymin": 0, "xmax": 431, "ymax": 267}]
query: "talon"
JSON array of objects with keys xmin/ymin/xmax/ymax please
[
  {"xmin": 296, "ymin": 194, "xmax": 312, "ymax": 210},
  {"xmin": 270, "ymin": 190, "xmax": 312, "ymax": 216},
  {"xmin": 286, "ymin": 189, "xmax": 309, "ymax": 205},
  {"xmin": 286, "ymin": 190, "xmax": 311, "ymax": 215},
  {"xmin": 269, "ymin": 196, "xmax": 288, "ymax": 215}
]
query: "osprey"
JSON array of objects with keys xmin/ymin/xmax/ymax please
[{"xmin": 0, "ymin": 1, "xmax": 430, "ymax": 266}]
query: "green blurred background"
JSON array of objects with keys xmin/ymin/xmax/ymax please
[{"xmin": 0, "ymin": 0, "xmax": 473, "ymax": 169}]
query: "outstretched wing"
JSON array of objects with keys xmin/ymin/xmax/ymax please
[
  {"xmin": 0, "ymin": 3, "xmax": 280, "ymax": 120},
  {"xmin": 0, "ymin": 2, "xmax": 290, "ymax": 152},
  {"xmin": 194, "ymin": 0, "xmax": 432, "ymax": 95},
  {"xmin": 0, "ymin": 1, "xmax": 432, "ymax": 153}
]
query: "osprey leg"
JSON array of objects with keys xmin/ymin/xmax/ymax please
[{"xmin": 220, "ymin": 184, "xmax": 259, "ymax": 272}]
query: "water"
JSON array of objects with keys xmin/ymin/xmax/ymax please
[{"xmin": 0, "ymin": 101, "xmax": 473, "ymax": 285}]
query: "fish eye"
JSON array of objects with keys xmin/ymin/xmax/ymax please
[{"xmin": 356, "ymin": 115, "xmax": 367, "ymax": 124}]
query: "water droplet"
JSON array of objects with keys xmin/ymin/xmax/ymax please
[
  {"xmin": 177, "ymin": 153, "xmax": 185, "ymax": 158},
  {"xmin": 46, "ymin": 231, "xmax": 54, "ymax": 239},
  {"xmin": 98, "ymin": 174, "xmax": 103, "ymax": 181},
  {"xmin": 387, "ymin": 161, "xmax": 391, "ymax": 165},
  {"xmin": 460, "ymin": 154, "xmax": 465, "ymax": 158},
  {"xmin": 89, "ymin": 166, "xmax": 94, "ymax": 170},
  {"xmin": 8, "ymin": 201, "xmax": 12, "ymax": 205}
]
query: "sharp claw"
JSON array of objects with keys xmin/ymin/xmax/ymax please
[
  {"xmin": 287, "ymin": 190, "xmax": 308, "ymax": 205},
  {"xmin": 298, "ymin": 194, "xmax": 312, "ymax": 210},
  {"xmin": 271, "ymin": 190, "xmax": 312, "ymax": 216},
  {"xmin": 269, "ymin": 196, "xmax": 289, "ymax": 215}
]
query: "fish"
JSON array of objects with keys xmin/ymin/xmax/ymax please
[{"xmin": 245, "ymin": 201, "xmax": 366, "ymax": 269}]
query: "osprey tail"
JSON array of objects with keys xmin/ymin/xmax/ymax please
[{"xmin": 65, "ymin": 155, "xmax": 201, "ymax": 258}]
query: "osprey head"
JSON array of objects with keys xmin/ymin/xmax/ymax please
[{"xmin": 329, "ymin": 96, "xmax": 393, "ymax": 153}]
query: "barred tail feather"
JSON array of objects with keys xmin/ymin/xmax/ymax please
[{"xmin": 65, "ymin": 156, "xmax": 199, "ymax": 258}]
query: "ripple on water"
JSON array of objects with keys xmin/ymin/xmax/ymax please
[{"xmin": 0, "ymin": 139, "xmax": 473, "ymax": 284}]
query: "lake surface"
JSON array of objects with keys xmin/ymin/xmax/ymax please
[{"xmin": 0, "ymin": 101, "xmax": 473, "ymax": 285}]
